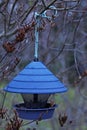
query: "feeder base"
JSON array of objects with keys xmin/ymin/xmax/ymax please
[{"xmin": 14, "ymin": 103, "xmax": 57, "ymax": 120}]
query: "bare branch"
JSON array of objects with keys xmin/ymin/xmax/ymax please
[
  {"xmin": 41, "ymin": 0, "xmax": 47, "ymax": 8},
  {"xmin": 40, "ymin": 0, "xmax": 57, "ymax": 14},
  {"xmin": 74, "ymin": 49, "xmax": 81, "ymax": 78},
  {"xmin": 20, "ymin": 0, "xmax": 38, "ymax": 23},
  {"xmin": 46, "ymin": 43, "xmax": 65, "ymax": 66},
  {"xmin": 8, "ymin": 0, "xmax": 18, "ymax": 26},
  {"xmin": 0, "ymin": 0, "xmax": 9, "ymax": 9}
]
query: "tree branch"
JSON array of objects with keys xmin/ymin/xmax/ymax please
[
  {"xmin": 20, "ymin": 0, "xmax": 38, "ymax": 24},
  {"xmin": 41, "ymin": 0, "xmax": 47, "ymax": 8},
  {"xmin": 8, "ymin": 0, "xmax": 18, "ymax": 27},
  {"xmin": 40, "ymin": 0, "xmax": 57, "ymax": 14}
]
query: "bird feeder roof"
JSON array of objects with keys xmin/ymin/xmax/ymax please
[{"xmin": 4, "ymin": 61, "xmax": 67, "ymax": 94}]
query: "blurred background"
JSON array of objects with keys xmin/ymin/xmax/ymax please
[{"xmin": 0, "ymin": 0, "xmax": 87, "ymax": 129}]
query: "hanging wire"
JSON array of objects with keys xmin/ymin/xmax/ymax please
[
  {"xmin": 34, "ymin": 6, "xmax": 58, "ymax": 61},
  {"xmin": 34, "ymin": 12, "xmax": 40, "ymax": 61}
]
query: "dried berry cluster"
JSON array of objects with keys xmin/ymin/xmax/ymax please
[
  {"xmin": 58, "ymin": 113, "xmax": 68, "ymax": 127},
  {"xmin": 0, "ymin": 108, "xmax": 23, "ymax": 130},
  {"xmin": 6, "ymin": 110, "xmax": 23, "ymax": 130},
  {"xmin": 58, "ymin": 113, "xmax": 73, "ymax": 127},
  {"xmin": 0, "ymin": 108, "xmax": 7, "ymax": 119},
  {"xmin": 3, "ymin": 22, "xmax": 35, "ymax": 53}
]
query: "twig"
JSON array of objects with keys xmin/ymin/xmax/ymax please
[
  {"xmin": 56, "ymin": 0, "xmax": 80, "ymax": 11},
  {"xmin": 58, "ymin": 65, "xmax": 75, "ymax": 75},
  {"xmin": 0, "ymin": 11, "xmax": 7, "ymax": 37},
  {"xmin": 40, "ymin": 0, "xmax": 57, "ymax": 14},
  {"xmin": 0, "ymin": 0, "xmax": 9, "ymax": 9},
  {"xmin": 0, "ymin": 2, "xmax": 5, "ymax": 8},
  {"xmin": 22, "ymin": 120, "xmax": 36, "ymax": 126},
  {"xmin": 20, "ymin": 0, "xmax": 38, "ymax": 24},
  {"xmin": 40, "ymin": 0, "xmax": 80, "ymax": 12},
  {"xmin": 46, "ymin": 44, "xmax": 65, "ymax": 66},
  {"xmin": 71, "ymin": 15, "xmax": 82, "ymax": 77},
  {"xmin": 1, "ymin": 92, "xmax": 7, "ymax": 110},
  {"xmin": 3, "ymin": 14, "xmax": 7, "ymax": 37},
  {"xmin": 0, "ymin": 53, "xmax": 8, "ymax": 63},
  {"xmin": 0, "ymin": 28, "xmax": 17, "ymax": 38},
  {"xmin": 78, "ymin": 85, "xmax": 87, "ymax": 100},
  {"xmin": 62, "ymin": 2, "xmax": 68, "ymax": 34},
  {"xmin": 74, "ymin": 49, "xmax": 81, "ymax": 78},
  {"xmin": 72, "ymin": 15, "xmax": 82, "ymax": 46},
  {"xmin": 41, "ymin": 0, "xmax": 47, "ymax": 8},
  {"xmin": 50, "ymin": 48, "xmax": 75, "ymax": 52},
  {"xmin": 8, "ymin": 0, "xmax": 18, "ymax": 27},
  {"xmin": 46, "ymin": 29, "xmax": 69, "ymax": 66}
]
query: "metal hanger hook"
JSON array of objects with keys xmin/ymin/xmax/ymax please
[
  {"xmin": 35, "ymin": 5, "xmax": 58, "ymax": 20},
  {"xmin": 49, "ymin": 6, "xmax": 58, "ymax": 17},
  {"xmin": 34, "ymin": 6, "xmax": 58, "ymax": 60}
]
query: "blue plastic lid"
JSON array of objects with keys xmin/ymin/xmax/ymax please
[{"xmin": 4, "ymin": 61, "xmax": 67, "ymax": 94}]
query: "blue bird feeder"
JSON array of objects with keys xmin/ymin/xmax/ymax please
[
  {"xmin": 4, "ymin": 11, "xmax": 67, "ymax": 120},
  {"xmin": 4, "ymin": 61, "xmax": 67, "ymax": 120}
]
